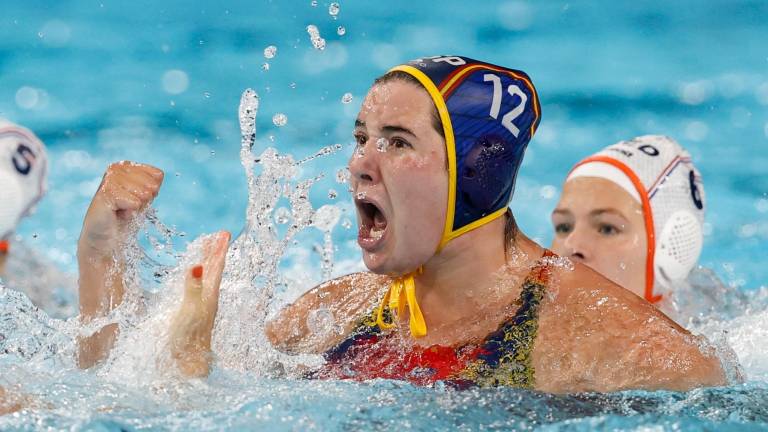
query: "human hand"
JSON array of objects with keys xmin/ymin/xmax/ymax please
[
  {"xmin": 169, "ymin": 231, "xmax": 230, "ymax": 378},
  {"xmin": 78, "ymin": 161, "xmax": 164, "ymax": 257}
]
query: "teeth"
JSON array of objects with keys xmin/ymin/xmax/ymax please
[{"xmin": 370, "ymin": 226, "xmax": 385, "ymax": 240}]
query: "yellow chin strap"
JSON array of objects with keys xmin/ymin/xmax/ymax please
[{"xmin": 375, "ymin": 271, "xmax": 427, "ymax": 338}]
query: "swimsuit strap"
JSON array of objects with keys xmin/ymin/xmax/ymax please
[{"xmin": 457, "ymin": 249, "xmax": 556, "ymax": 388}]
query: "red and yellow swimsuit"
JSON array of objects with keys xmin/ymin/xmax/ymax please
[{"xmin": 316, "ymin": 251, "xmax": 556, "ymax": 388}]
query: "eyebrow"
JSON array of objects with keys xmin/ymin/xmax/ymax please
[
  {"xmin": 353, "ymin": 120, "xmax": 417, "ymax": 138},
  {"xmin": 381, "ymin": 125, "xmax": 417, "ymax": 138},
  {"xmin": 551, "ymin": 209, "xmax": 571, "ymax": 216},
  {"xmin": 589, "ymin": 208, "xmax": 628, "ymax": 219}
]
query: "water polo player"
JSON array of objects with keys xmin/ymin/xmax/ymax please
[
  {"xmin": 77, "ymin": 56, "xmax": 730, "ymax": 392},
  {"xmin": 0, "ymin": 119, "xmax": 47, "ymax": 276},
  {"xmin": 550, "ymin": 136, "xmax": 740, "ymax": 322}
]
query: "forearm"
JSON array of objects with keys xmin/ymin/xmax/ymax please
[{"xmin": 76, "ymin": 242, "xmax": 125, "ymax": 368}]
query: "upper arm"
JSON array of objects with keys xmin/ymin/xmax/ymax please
[
  {"xmin": 265, "ymin": 272, "xmax": 388, "ymax": 354},
  {"xmin": 534, "ymin": 263, "xmax": 725, "ymax": 393}
]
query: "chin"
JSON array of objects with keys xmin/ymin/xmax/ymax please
[{"xmin": 362, "ymin": 252, "xmax": 389, "ymax": 274}]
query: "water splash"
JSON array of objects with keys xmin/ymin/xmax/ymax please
[
  {"xmin": 239, "ymin": 88, "xmax": 259, "ymax": 150},
  {"xmin": 336, "ymin": 167, "xmax": 351, "ymax": 184},
  {"xmin": 328, "ymin": 2, "xmax": 340, "ymax": 18},
  {"xmin": 263, "ymin": 45, "xmax": 277, "ymax": 59},
  {"xmin": 272, "ymin": 113, "xmax": 288, "ymax": 127},
  {"xmin": 306, "ymin": 25, "xmax": 326, "ymax": 51}
]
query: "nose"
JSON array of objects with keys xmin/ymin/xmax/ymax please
[
  {"xmin": 348, "ymin": 141, "xmax": 381, "ymax": 186},
  {"xmin": 563, "ymin": 230, "xmax": 590, "ymax": 263}
]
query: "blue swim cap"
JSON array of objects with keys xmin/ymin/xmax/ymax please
[{"xmin": 389, "ymin": 56, "xmax": 541, "ymax": 249}]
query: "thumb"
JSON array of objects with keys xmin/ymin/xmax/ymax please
[{"xmin": 183, "ymin": 265, "xmax": 204, "ymax": 303}]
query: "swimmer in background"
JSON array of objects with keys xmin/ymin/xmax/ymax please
[
  {"xmin": 0, "ymin": 119, "xmax": 76, "ymax": 318},
  {"xmin": 77, "ymin": 56, "xmax": 731, "ymax": 393},
  {"xmin": 550, "ymin": 136, "xmax": 747, "ymax": 324}
]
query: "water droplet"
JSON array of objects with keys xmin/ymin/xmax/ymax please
[
  {"xmin": 275, "ymin": 207, "xmax": 291, "ymax": 224},
  {"xmin": 272, "ymin": 113, "xmax": 288, "ymax": 127},
  {"xmin": 329, "ymin": 2, "xmax": 340, "ymax": 17},
  {"xmin": 32, "ymin": 233, "xmax": 38, "ymax": 239},
  {"xmin": 336, "ymin": 168, "xmax": 351, "ymax": 184},
  {"xmin": 262, "ymin": 62, "xmax": 270, "ymax": 71},
  {"xmin": 263, "ymin": 45, "xmax": 277, "ymax": 59},
  {"xmin": 341, "ymin": 218, "xmax": 352, "ymax": 229},
  {"xmin": 356, "ymin": 192, "xmax": 366, "ymax": 201},
  {"xmin": 306, "ymin": 25, "xmax": 326, "ymax": 50},
  {"xmin": 310, "ymin": 0, "xmax": 317, "ymax": 6},
  {"xmin": 210, "ymin": 150, "xmax": 216, "ymax": 156},
  {"xmin": 313, "ymin": 205, "xmax": 341, "ymax": 231},
  {"xmin": 619, "ymin": 262, "xmax": 627, "ymax": 270},
  {"xmin": 203, "ymin": 91, "xmax": 211, "ymax": 98},
  {"xmin": 355, "ymin": 146, "xmax": 365, "ymax": 158},
  {"xmin": 341, "ymin": 92, "xmax": 353, "ymax": 104},
  {"xmin": 337, "ymin": 26, "xmax": 346, "ymax": 36},
  {"xmin": 175, "ymin": 172, "xmax": 181, "ymax": 177},
  {"xmin": 376, "ymin": 137, "xmax": 389, "ymax": 152},
  {"xmin": 289, "ymin": 82, "xmax": 297, "ymax": 89},
  {"xmin": 239, "ymin": 89, "xmax": 260, "ymax": 149},
  {"xmin": 328, "ymin": 189, "xmax": 338, "ymax": 199},
  {"xmin": 307, "ymin": 307, "xmax": 335, "ymax": 335}
]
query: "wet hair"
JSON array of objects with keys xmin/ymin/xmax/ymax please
[{"xmin": 373, "ymin": 70, "xmax": 519, "ymax": 254}]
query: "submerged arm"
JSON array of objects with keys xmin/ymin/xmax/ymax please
[{"xmin": 265, "ymin": 272, "xmax": 388, "ymax": 354}]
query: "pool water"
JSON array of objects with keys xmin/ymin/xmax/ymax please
[{"xmin": 1, "ymin": 0, "xmax": 768, "ymax": 430}]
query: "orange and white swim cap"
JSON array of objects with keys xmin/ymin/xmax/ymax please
[
  {"xmin": 0, "ymin": 119, "xmax": 48, "ymax": 239},
  {"xmin": 566, "ymin": 135, "xmax": 705, "ymax": 303}
]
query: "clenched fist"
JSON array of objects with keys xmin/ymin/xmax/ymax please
[{"xmin": 79, "ymin": 161, "xmax": 164, "ymax": 256}]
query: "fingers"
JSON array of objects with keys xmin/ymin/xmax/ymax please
[
  {"xmin": 98, "ymin": 161, "xmax": 164, "ymax": 214},
  {"xmin": 199, "ymin": 231, "xmax": 231, "ymax": 314},
  {"xmin": 183, "ymin": 264, "xmax": 204, "ymax": 303}
]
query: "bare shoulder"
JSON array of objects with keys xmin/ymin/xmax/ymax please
[
  {"xmin": 265, "ymin": 272, "xmax": 390, "ymax": 354},
  {"xmin": 533, "ymin": 261, "xmax": 726, "ymax": 393}
]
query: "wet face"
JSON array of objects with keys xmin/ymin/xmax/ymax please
[
  {"xmin": 550, "ymin": 177, "xmax": 648, "ymax": 298},
  {"xmin": 348, "ymin": 80, "xmax": 448, "ymax": 275}
]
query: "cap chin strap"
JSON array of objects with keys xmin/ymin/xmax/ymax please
[
  {"xmin": 376, "ymin": 268, "xmax": 427, "ymax": 338},
  {"xmin": 374, "ymin": 209, "xmax": 509, "ymax": 338}
]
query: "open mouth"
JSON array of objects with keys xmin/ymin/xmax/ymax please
[{"xmin": 356, "ymin": 197, "xmax": 388, "ymax": 250}]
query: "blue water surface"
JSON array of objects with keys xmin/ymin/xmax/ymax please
[{"xmin": 1, "ymin": 0, "xmax": 767, "ymax": 430}]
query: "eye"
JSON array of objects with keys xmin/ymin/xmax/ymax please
[
  {"xmin": 597, "ymin": 223, "xmax": 621, "ymax": 236},
  {"xmin": 353, "ymin": 133, "xmax": 367, "ymax": 147},
  {"xmin": 554, "ymin": 223, "xmax": 572, "ymax": 235},
  {"xmin": 391, "ymin": 137, "xmax": 412, "ymax": 149}
]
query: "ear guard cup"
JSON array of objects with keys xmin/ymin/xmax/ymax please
[
  {"xmin": 655, "ymin": 210, "xmax": 703, "ymax": 290},
  {"xmin": 460, "ymin": 135, "xmax": 517, "ymax": 213}
]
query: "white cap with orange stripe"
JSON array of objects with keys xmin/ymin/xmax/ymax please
[
  {"xmin": 0, "ymin": 119, "xmax": 48, "ymax": 240},
  {"xmin": 566, "ymin": 135, "xmax": 705, "ymax": 303}
]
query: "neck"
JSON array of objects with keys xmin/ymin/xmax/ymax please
[{"xmin": 413, "ymin": 216, "xmax": 543, "ymax": 320}]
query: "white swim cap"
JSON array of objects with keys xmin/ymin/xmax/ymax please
[
  {"xmin": 566, "ymin": 135, "xmax": 705, "ymax": 303},
  {"xmin": 0, "ymin": 119, "xmax": 48, "ymax": 239}
]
